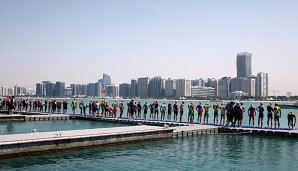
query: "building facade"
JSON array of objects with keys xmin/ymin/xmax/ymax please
[
  {"xmin": 218, "ymin": 77, "xmax": 231, "ymax": 99},
  {"xmin": 237, "ymin": 52, "xmax": 252, "ymax": 78},
  {"xmin": 256, "ymin": 72, "xmax": 269, "ymax": 97},
  {"xmin": 138, "ymin": 77, "xmax": 149, "ymax": 98}
]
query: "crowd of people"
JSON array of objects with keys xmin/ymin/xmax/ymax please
[{"xmin": 0, "ymin": 97, "xmax": 296, "ymax": 129}]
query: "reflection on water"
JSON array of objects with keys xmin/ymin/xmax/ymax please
[{"xmin": 1, "ymin": 134, "xmax": 298, "ymax": 171}]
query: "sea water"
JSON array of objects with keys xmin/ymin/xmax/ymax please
[{"xmin": 1, "ymin": 134, "xmax": 297, "ymax": 171}]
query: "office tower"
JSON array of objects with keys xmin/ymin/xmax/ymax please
[
  {"xmin": 237, "ymin": 52, "xmax": 252, "ymax": 77},
  {"xmin": 165, "ymin": 78, "xmax": 175, "ymax": 97},
  {"xmin": 130, "ymin": 79, "xmax": 138, "ymax": 98},
  {"xmin": 55, "ymin": 81, "xmax": 65, "ymax": 97},
  {"xmin": 231, "ymin": 77, "xmax": 255, "ymax": 96},
  {"xmin": 106, "ymin": 85, "xmax": 119, "ymax": 97},
  {"xmin": 99, "ymin": 73, "xmax": 112, "ymax": 90},
  {"xmin": 35, "ymin": 83, "xmax": 45, "ymax": 96},
  {"xmin": 138, "ymin": 77, "xmax": 149, "ymax": 98},
  {"xmin": 45, "ymin": 83, "xmax": 55, "ymax": 97},
  {"xmin": 149, "ymin": 77, "xmax": 162, "ymax": 98},
  {"xmin": 206, "ymin": 78, "xmax": 218, "ymax": 96},
  {"xmin": 218, "ymin": 77, "xmax": 231, "ymax": 99},
  {"xmin": 119, "ymin": 83, "xmax": 131, "ymax": 98},
  {"xmin": 87, "ymin": 83, "xmax": 96, "ymax": 97},
  {"xmin": 175, "ymin": 79, "xmax": 191, "ymax": 98},
  {"xmin": 256, "ymin": 72, "xmax": 269, "ymax": 97}
]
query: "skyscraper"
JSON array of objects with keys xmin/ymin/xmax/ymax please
[
  {"xmin": 45, "ymin": 82, "xmax": 55, "ymax": 97},
  {"xmin": 119, "ymin": 83, "xmax": 131, "ymax": 98},
  {"xmin": 55, "ymin": 81, "xmax": 65, "ymax": 97},
  {"xmin": 256, "ymin": 72, "xmax": 269, "ymax": 97},
  {"xmin": 165, "ymin": 78, "xmax": 175, "ymax": 97},
  {"xmin": 237, "ymin": 52, "xmax": 252, "ymax": 78},
  {"xmin": 149, "ymin": 77, "xmax": 162, "ymax": 98},
  {"xmin": 130, "ymin": 79, "xmax": 138, "ymax": 97},
  {"xmin": 35, "ymin": 83, "xmax": 44, "ymax": 96},
  {"xmin": 218, "ymin": 77, "xmax": 231, "ymax": 99},
  {"xmin": 100, "ymin": 73, "xmax": 111, "ymax": 90},
  {"xmin": 138, "ymin": 77, "xmax": 149, "ymax": 98},
  {"xmin": 175, "ymin": 79, "xmax": 191, "ymax": 98}
]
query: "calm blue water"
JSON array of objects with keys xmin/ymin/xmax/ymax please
[
  {"xmin": 0, "ymin": 120, "xmax": 134, "ymax": 135},
  {"xmin": 1, "ymin": 134, "xmax": 297, "ymax": 171}
]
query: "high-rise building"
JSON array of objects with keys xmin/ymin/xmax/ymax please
[
  {"xmin": 119, "ymin": 83, "xmax": 131, "ymax": 98},
  {"xmin": 130, "ymin": 79, "xmax": 138, "ymax": 97},
  {"xmin": 99, "ymin": 73, "xmax": 111, "ymax": 90},
  {"xmin": 218, "ymin": 77, "xmax": 231, "ymax": 99},
  {"xmin": 86, "ymin": 81, "xmax": 102, "ymax": 97},
  {"xmin": 256, "ymin": 72, "xmax": 269, "ymax": 97},
  {"xmin": 87, "ymin": 83, "xmax": 96, "ymax": 97},
  {"xmin": 206, "ymin": 78, "xmax": 218, "ymax": 96},
  {"xmin": 35, "ymin": 83, "xmax": 45, "ymax": 96},
  {"xmin": 138, "ymin": 77, "xmax": 149, "ymax": 98},
  {"xmin": 55, "ymin": 81, "xmax": 65, "ymax": 97},
  {"xmin": 231, "ymin": 77, "xmax": 255, "ymax": 96},
  {"xmin": 237, "ymin": 52, "xmax": 252, "ymax": 78},
  {"xmin": 45, "ymin": 83, "xmax": 55, "ymax": 97},
  {"xmin": 106, "ymin": 85, "xmax": 119, "ymax": 97},
  {"xmin": 165, "ymin": 78, "xmax": 175, "ymax": 97},
  {"xmin": 175, "ymin": 79, "xmax": 191, "ymax": 98},
  {"xmin": 149, "ymin": 77, "xmax": 162, "ymax": 98}
]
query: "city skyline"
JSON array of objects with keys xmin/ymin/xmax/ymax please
[{"xmin": 1, "ymin": 1, "xmax": 298, "ymax": 95}]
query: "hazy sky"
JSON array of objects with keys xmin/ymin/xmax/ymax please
[{"xmin": 0, "ymin": 0, "xmax": 298, "ymax": 95}]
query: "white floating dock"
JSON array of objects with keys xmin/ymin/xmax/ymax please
[{"xmin": 0, "ymin": 125, "xmax": 174, "ymax": 158}]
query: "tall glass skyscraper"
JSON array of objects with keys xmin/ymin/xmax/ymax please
[{"xmin": 237, "ymin": 52, "xmax": 252, "ymax": 78}]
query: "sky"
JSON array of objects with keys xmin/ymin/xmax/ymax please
[{"xmin": 0, "ymin": 0, "xmax": 298, "ymax": 96}]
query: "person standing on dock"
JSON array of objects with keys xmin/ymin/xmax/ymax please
[
  {"xmin": 142, "ymin": 102, "xmax": 148, "ymax": 120},
  {"xmin": 213, "ymin": 102, "xmax": 219, "ymax": 125},
  {"xmin": 137, "ymin": 102, "xmax": 142, "ymax": 119},
  {"xmin": 113, "ymin": 101, "xmax": 118, "ymax": 118},
  {"xmin": 173, "ymin": 101, "xmax": 179, "ymax": 122},
  {"xmin": 288, "ymin": 112, "xmax": 296, "ymax": 129},
  {"xmin": 149, "ymin": 103, "xmax": 155, "ymax": 120},
  {"xmin": 233, "ymin": 103, "xmax": 242, "ymax": 127},
  {"xmin": 188, "ymin": 102, "xmax": 195, "ymax": 123},
  {"xmin": 167, "ymin": 101, "xmax": 173, "ymax": 121},
  {"xmin": 119, "ymin": 101, "xmax": 124, "ymax": 118},
  {"xmin": 179, "ymin": 101, "xmax": 185, "ymax": 122},
  {"xmin": 71, "ymin": 99, "xmax": 77, "ymax": 114},
  {"xmin": 267, "ymin": 103, "xmax": 274, "ymax": 128},
  {"xmin": 256, "ymin": 103, "xmax": 265, "ymax": 128},
  {"xmin": 160, "ymin": 102, "xmax": 167, "ymax": 121},
  {"xmin": 154, "ymin": 101, "xmax": 159, "ymax": 120},
  {"xmin": 129, "ymin": 99, "xmax": 135, "ymax": 119},
  {"xmin": 248, "ymin": 104, "xmax": 256, "ymax": 127},
  {"xmin": 196, "ymin": 102, "xmax": 203, "ymax": 124},
  {"xmin": 63, "ymin": 100, "xmax": 68, "ymax": 114},
  {"xmin": 219, "ymin": 103, "xmax": 226, "ymax": 126},
  {"xmin": 203, "ymin": 103, "xmax": 210, "ymax": 124},
  {"xmin": 273, "ymin": 103, "xmax": 282, "ymax": 129}
]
